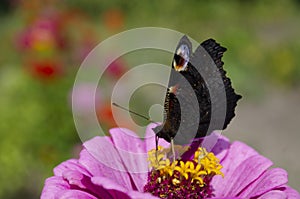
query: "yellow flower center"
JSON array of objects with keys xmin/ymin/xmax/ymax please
[{"xmin": 144, "ymin": 145, "xmax": 224, "ymax": 198}]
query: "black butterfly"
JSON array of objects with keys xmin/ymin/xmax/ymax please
[{"xmin": 153, "ymin": 36, "xmax": 241, "ymax": 145}]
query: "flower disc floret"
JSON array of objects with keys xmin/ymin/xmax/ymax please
[{"xmin": 144, "ymin": 146, "xmax": 224, "ymax": 198}]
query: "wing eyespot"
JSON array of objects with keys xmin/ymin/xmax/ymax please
[{"xmin": 173, "ymin": 44, "xmax": 190, "ymax": 71}]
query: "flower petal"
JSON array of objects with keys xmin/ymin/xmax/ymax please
[
  {"xmin": 211, "ymin": 197, "xmax": 240, "ymax": 199},
  {"xmin": 210, "ymin": 132, "xmax": 231, "ymax": 161},
  {"xmin": 91, "ymin": 176, "xmax": 131, "ymax": 199},
  {"xmin": 128, "ymin": 191, "xmax": 160, "ymax": 199},
  {"xmin": 63, "ymin": 170, "xmax": 89, "ymax": 189},
  {"xmin": 41, "ymin": 176, "xmax": 70, "ymax": 199},
  {"xmin": 282, "ymin": 186, "xmax": 300, "ymax": 199},
  {"xmin": 63, "ymin": 170, "xmax": 125, "ymax": 198},
  {"xmin": 54, "ymin": 159, "xmax": 91, "ymax": 177},
  {"xmin": 109, "ymin": 127, "xmax": 149, "ymax": 191},
  {"xmin": 257, "ymin": 190, "xmax": 286, "ymax": 199},
  {"xmin": 80, "ymin": 136, "xmax": 134, "ymax": 190},
  {"xmin": 212, "ymin": 141, "xmax": 270, "ymax": 197},
  {"xmin": 221, "ymin": 155, "xmax": 273, "ymax": 196},
  {"xmin": 180, "ymin": 132, "xmax": 230, "ymax": 161},
  {"xmin": 238, "ymin": 168, "xmax": 288, "ymax": 198},
  {"xmin": 58, "ymin": 190, "xmax": 98, "ymax": 199}
]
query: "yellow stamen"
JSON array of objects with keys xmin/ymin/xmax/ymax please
[{"xmin": 147, "ymin": 145, "xmax": 224, "ymax": 187}]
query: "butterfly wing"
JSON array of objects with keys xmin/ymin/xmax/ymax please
[
  {"xmin": 193, "ymin": 39, "xmax": 242, "ymax": 134},
  {"xmin": 153, "ymin": 36, "xmax": 200, "ymax": 143},
  {"xmin": 153, "ymin": 36, "xmax": 241, "ymax": 144}
]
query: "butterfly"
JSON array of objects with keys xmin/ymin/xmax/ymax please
[{"xmin": 153, "ymin": 36, "xmax": 242, "ymax": 146}]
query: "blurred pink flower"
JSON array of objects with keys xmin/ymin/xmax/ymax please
[
  {"xmin": 106, "ymin": 58, "xmax": 127, "ymax": 78},
  {"xmin": 41, "ymin": 124, "xmax": 299, "ymax": 199},
  {"xmin": 17, "ymin": 14, "xmax": 66, "ymax": 52},
  {"xmin": 71, "ymin": 84, "xmax": 101, "ymax": 113}
]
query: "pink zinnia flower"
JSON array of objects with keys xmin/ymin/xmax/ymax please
[
  {"xmin": 71, "ymin": 84, "xmax": 101, "ymax": 113},
  {"xmin": 41, "ymin": 124, "xmax": 299, "ymax": 198}
]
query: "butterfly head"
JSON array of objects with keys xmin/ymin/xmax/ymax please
[{"xmin": 152, "ymin": 123, "xmax": 174, "ymax": 143}]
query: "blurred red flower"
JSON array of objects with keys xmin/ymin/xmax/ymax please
[{"xmin": 28, "ymin": 60, "xmax": 61, "ymax": 79}]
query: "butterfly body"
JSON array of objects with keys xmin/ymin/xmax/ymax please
[{"xmin": 153, "ymin": 36, "xmax": 241, "ymax": 144}]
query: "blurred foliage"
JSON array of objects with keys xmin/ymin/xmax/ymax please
[
  {"xmin": 0, "ymin": 67, "xmax": 78, "ymax": 198},
  {"xmin": 0, "ymin": 0, "xmax": 299, "ymax": 198}
]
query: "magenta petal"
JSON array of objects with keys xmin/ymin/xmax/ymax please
[
  {"xmin": 54, "ymin": 159, "xmax": 91, "ymax": 177},
  {"xmin": 63, "ymin": 170, "xmax": 88, "ymax": 189},
  {"xmin": 238, "ymin": 168, "xmax": 288, "ymax": 198},
  {"xmin": 221, "ymin": 155, "xmax": 273, "ymax": 197},
  {"xmin": 58, "ymin": 190, "xmax": 98, "ymax": 199},
  {"xmin": 109, "ymin": 128, "xmax": 148, "ymax": 191},
  {"xmin": 91, "ymin": 176, "xmax": 131, "ymax": 199},
  {"xmin": 257, "ymin": 190, "xmax": 286, "ymax": 199},
  {"xmin": 109, "ymin": 127, "xmax": 145, "ymax": 153},
  {"xmin": 211, "ymin": 198, "xmax": 240, "ymax": 199},
  {"xmin": 63, "ymin": 170, "xmax": 123, "ymax": 198},
  {"xmin": 41, "ymin": 176, "xmax": 70, "ymax": 199},
  {"xmin": 128, "ymin": 191, "xmax": 160, "ymax": 199},
  {"xmin": 282, "ymin": 186, "xmax": 300, "ymax": 199},
  {"xmin": 91, "ymin": 176, "xmax": 127, "ymax": 192},
  {"xmin": 80, "ymin": 136, "xmax": 134, "ymax": 190},
  {"xmin": 209, "ymin": 132, "xmax": 230, "ymax": 161},
  {"xmin": 212, "ymin": 141, "xmax": 270, "ymax": 197},
  {"xmin": 220, "ymin": 141, "xmax": 259, "ymax": 173}
]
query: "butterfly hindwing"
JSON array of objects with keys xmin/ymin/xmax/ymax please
[{"xmin": 195, "ymin": 39, "xmax": 241, "ymax": 131}]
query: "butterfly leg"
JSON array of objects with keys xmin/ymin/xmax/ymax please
[
  {"xmin": 198, "ymin": 147, "xmax": 208, "ymax": 163},
  {"xmin": 171, "ymin": 138, "xmax": 176, "ymax": 162},
  {"xmin": 155, "ymin": 135, "xmax": 158, "ymax": 161}
]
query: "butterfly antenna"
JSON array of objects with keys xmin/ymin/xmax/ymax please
[
  {"xmin": 112, "ymin": 102, "xmax": 161, "ymax": 161},
  {"xmin": 112, "ymin": 102, "xmax": 159, "ymax": 124}
]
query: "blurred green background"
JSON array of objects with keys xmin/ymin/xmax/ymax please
[{"xmin": 0, "ymin": 0, "xmax": 299, "ymax": 198}]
